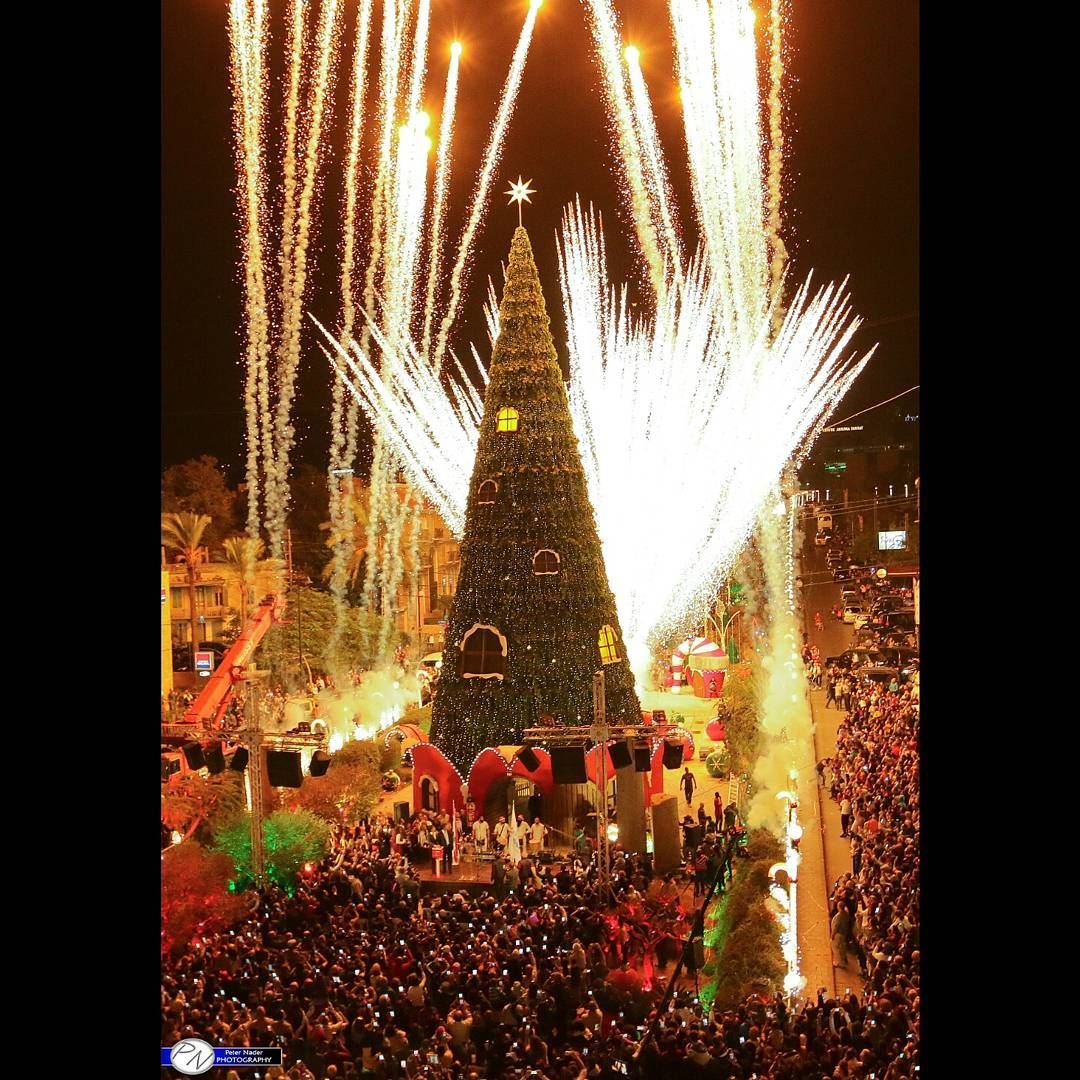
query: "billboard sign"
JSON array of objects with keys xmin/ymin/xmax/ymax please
[{"xmin": 878, "ymin": 530, "xmax": 907, "ymax": 551}]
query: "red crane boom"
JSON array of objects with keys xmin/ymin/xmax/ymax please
[{"xmin": 181, "ymin": 593, "xmax": 286, "ymax": 730}]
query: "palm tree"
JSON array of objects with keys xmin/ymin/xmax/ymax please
[
  {"xmin": 162, "ymin": 511, "xmax": 212, "ymax": 670},
  {"xmin": 221, "ymin": 535, "xmax": 266, "ymax": 628},
  {"xmin": 320, "ymin": 483, "xmax": 422, "ymax": 598},
  {"xmin": 320, "ymin": 486, "xmax": 372, "ymax": 593}
]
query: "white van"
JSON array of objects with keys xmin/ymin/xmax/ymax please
[{"xmin": 816, "ymin": 511, "xmax": 834, "ymax": 532}]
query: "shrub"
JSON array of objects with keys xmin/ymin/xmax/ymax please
[
  {"xmin": 213, "ymin": 808, "xmax": 331, "ymax": 893},
  {"xmin": 161, "ymin": 842, "xmax": 249, "ymax": 955}
]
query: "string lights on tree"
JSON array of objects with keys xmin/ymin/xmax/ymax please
[{"xmin": 429, "ymin": 212, "xmax": 641, "ymax": 774}]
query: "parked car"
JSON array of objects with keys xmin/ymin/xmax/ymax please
[
  {"xmin": 881, "ymin": 609, "xmax": 916, "ymax": 633},
  {"xmin": 832, "ymin": 568, "xmax": 852, "ymax": 582},
  {"xmin": 815, "ymin": 528, "xmax": 833, "ymax": 547},
  {"xmin": 854, "ymin": 666, "xmax": 901, "ymax": 687},
  {"xmin": 842, "ymin": 605, "xmax": 865, "ymax": 624},
  {"xmin": 825, "ymin": 648, "xmax": 885, "ymax": 670},
  {"xmin": 853, "ymin": 610, "xmax": 874, "ymax": 629},
  {"xmin": 874, "ymin": 646, "xmax": 919, "ymax": 667}
]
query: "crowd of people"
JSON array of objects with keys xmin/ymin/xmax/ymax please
[
  {"xmin": 163, "ymin": 798, "xmax": 920, "ymax": 1078},
  {"xmin": 821, "ymin": 675, "xmax": 919, "ymax": 1055},
  {"xmin": 162, "ymin": 649, "xmax": 920, "ymax": 1077}
]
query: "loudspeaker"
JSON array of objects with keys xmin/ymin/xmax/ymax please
[
  {"xmin": 181, "ymin": 742, "xmax": 205, "ymax": 771},
  {"xmin": 608, "ymin": 740, "xmax": 632, "ymax": 771},
  {"xmin": 551, "ymin": 746, "xmax": 587, "ymax": 784},
  {"xmin": 266, "ymin": 750, "xmax": 304, "ymax": 788},
  {"xmin": 633, "ymin": 746, "xmax": 651, "ymax": 772},
  {"xmin": 309, "ymin": 751, "xmax": 331, "ymax": 777},
  {"xmin": 651, "ymin": 794, "xmax": 682, "ymax": 874},
  {"xmin": 662, "ymin": 741, "xmax": 684, "ymax": 769},
  {"xmin": 518, "ymin": 746, "xmax": 541, "ymax": 772},
  {"xmin": 229, "ymin": 747, "xmax": 250, "ymax": 771},
  {"xmin": 204, "ymin": 742, "xmax": 225, "ymax": 775}
]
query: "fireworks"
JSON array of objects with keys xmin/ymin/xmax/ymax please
[
  {"xmin": 421, "ymin": 43, "xmax": 462, "ymax": 365},
  {"xmin": 228, "ymin": 0, "xmax": 343, "ymax": 560},
  {"xmin": 431, "ymin": 0, "xmax": 542, "ymax": 374},
  {"xmin": 323, "ymin": 0, "xmax": 876, "ymax": 663}
]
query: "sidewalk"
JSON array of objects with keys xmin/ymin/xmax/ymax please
[{"xmin": 808, "ymin": 682, "xmax": 865, "ymax": 997}]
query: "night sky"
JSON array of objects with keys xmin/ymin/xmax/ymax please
[{"xmin": 162, "ymin": 1, "xmax": 917, "ymax": 482}]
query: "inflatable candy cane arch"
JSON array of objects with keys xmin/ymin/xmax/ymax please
[{"xmin": 668, "ymin": 636, "xmax": 728, "ymax": 696}]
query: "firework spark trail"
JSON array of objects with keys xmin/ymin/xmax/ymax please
[
  {"xmin": 385, "ymin": 114, "xmax": 432, "ymax": 349},
  {"xmin": 766, "ymin": 0, "xmax": 789, "ymax": 318},
  {"xmin": 384, "ymin": 0, "xmax": 431, "ymax": 343},
  {"xmin": 581, "ymin": 0, "xmax": 668, "ymax": 296},
  {"xmin": 278, "ymin": 0, "xmax": 307, "ymax": 339},
  {"xmin": 358, "ymin": 0, "xmax": 410, "ymax": 615},
  {"xmin": 314, "ymin": 318, "xmax": 477, "ymax": 536},
  {"xmin": 266, "ymin": 0, "xmax": 343, "ymax": 557},
  {"xmin": 404, "ymin": 0, "xmax": 431, "ymax": 123},
  {"xmin": 228, "ymin": 0, "xmax": 272, "ymax": 539},
  {"xmin": 718, "ymin": 0, "xmax": 769, "ymax": 328},
  {"xmin": 359, "ymin": 0, "xmax": 406, "ymax": 361},
  {"xmin": 432, "ymin": 0, "xmax": 540, "ymax": 374},
  {"xmin": 625, "ymin": 48, "xmax": 684, "ymax": 286},
  {"xmin": 362, "ymin": 3, "xmax": 433, "ymax": 628},
  {"xmin": 420, "ymin": 43, "xmax": 462, "ymax": 365},
  {"xmin": 746, "ymin": 488, "xmax": 813, "ymax": 834},
  {"xmin": 328, "ymin": 0, "xmax": 375, "ymax": 645},
  {"xmin": 670, "ymin": 0, "xmax": 770, "ymax": 348}
]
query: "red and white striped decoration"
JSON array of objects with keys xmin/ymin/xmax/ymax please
[{"xmin": 668, "ymin": 636, "xmax": 725, "ymax": 691}]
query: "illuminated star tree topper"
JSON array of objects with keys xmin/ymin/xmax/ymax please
[{"xmin": 505, "ymin": 176, "xmax": 536, "ymax": 226}]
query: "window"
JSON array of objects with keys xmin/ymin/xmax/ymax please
[
  {"xmin": 420, "ymin": 776, "xmax": 440, "ymax": 812},
  {"xmin": 599, "ymin": 625, "xmax": 620, "ymax": 664},
  {"xmin": 533, "ymin": 549, "xmax": 560, "ymax": 575},
  {"xmin": 460, "ymin": 624, "xmax": 507, "ymax": 680},
  {"xmin": 496, "ymin": 407, "xmax": 520, "ymax": 432},
  {"xmin": 477, "ymin": 480, "xmax": 498, "ymax": 505},
  {"xmin": 171, "ymin": 589, "xmax": 186, "ymax": 610}
]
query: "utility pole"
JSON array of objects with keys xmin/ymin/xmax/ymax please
[
  {"xmin": 242, "ymin": 672, "xmax": 268, "ymax": 886},
  {"xmin": 233, "ymin": 669, "xmax": 327, "ymax": 888}
]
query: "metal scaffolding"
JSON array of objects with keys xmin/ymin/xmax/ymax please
[{"xmin": 523, "ymin": 671, "xmax": 687, "ymax": 895}]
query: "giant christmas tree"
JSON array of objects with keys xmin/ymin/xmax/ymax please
[{"xmin": 430, "ymin": 226, "xmax": 641, "ymax": 774}]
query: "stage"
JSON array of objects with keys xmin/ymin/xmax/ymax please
[{"xmin": 416, "ymin": 859, "xmax": 493, "ymax": 895}]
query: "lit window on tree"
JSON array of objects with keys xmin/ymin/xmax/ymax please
[
  {"xmin": 460, "ymin": 624, "xmax": 507, "ymax": 680},
  {"xmin": 533, "ymin": 549, "xmax": 560, "ymax": 575},
  {"xmin": 598, "ymin": 625, "xmax": 620, "ymax": 664},
  {"xmin": 496, "ymin": 407, "xmax": 520, "ymax": 432},
  {"xmin": 477, "ymin": 480, "xmax": 498, "ymax": 505}
]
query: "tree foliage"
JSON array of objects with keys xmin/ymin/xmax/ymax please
[
  {"xmin": 162, "ymin": 770, "xmax": 247, "ymax": 846},
  {"xmin": 256, "ymin": 586, "xmax": 392, "ymax": 689},
  {"xmin": 161, "ymin": 841, "xmax": 249, "ymax": 955},
  {"xmin": 213, "ymin": 808, "xmax": 331, "ymax": 893},
  {"xmin": 287, "ymin": 464, "xmax": 332, "ymax": 582},
  {"xmin": 714, "ymin": 663, "xmax": 762, "ymax": 775},
  {"xmin": 277, "ymin": 742, "xmax": 383, "ymax": 826},
  {"xmin": 162, "ymin": 456, "xmax": 239, "ymax": 550},
  {"xmin": 701, "ymin": 828, "xmax": 787, "ymax": 1011}
]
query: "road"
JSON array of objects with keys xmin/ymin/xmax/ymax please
[{"xmin": 798, "ymin": 536, "xmax": 865, "ymax": 997}]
